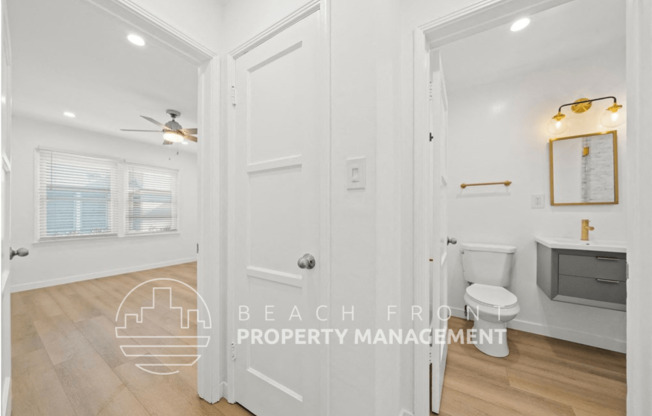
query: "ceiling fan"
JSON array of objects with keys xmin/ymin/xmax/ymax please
[{"xmin": 121, "ymin": 109, "xmax": 198, "ymax": 145}]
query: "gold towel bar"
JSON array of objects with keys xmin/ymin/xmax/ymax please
[{"xmin": 460, "ymin": 181, "xmax": 512, "ymax": 189}]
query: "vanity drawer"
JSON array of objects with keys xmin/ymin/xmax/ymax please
[
  {"xmin": 558, "ymin": 274, "xmax": 626, "ymax": 304},
  {"xmin": 558, "ymin": 253, "xmax": 626, "ymax": 281}
]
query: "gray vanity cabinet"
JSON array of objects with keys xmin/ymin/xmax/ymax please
[{"xmin": 536, "ymin": 243, "xmax": 626, "ymax": 311}]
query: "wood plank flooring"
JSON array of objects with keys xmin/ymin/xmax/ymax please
[
  {"xmin": 11, "ymin": 262, "xmax": 253, "ymax": 416},
  {"xmin": 12, "ymin": 263, "xmax": 626, "ymax": 415},
  {"xmin": 436, "ymin": 317, "xmax": 626, "ymax": 416}
]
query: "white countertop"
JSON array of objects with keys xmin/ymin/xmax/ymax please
[{"xmin": 535, "ymin": 236, "xmax": 627, "ymax": 253}]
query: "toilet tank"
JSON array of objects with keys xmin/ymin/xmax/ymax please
[{"xmin": 461, "ymin": 243, "xmax": 517, "ymax": 286}]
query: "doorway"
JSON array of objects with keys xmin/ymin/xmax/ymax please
[
  {"xmin": 415, "ymin": 0, "xmax": 628, "ymax": 414},
  {"xmin": 1, "ymin": 0, "xmax": 223, "ymax": 412}
]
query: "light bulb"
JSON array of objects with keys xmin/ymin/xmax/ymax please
[
  {"xmin": 127, "ymin": 34, "xmax": 146, "ymax": 47},
  {"xmin": 163, "ymin": 131, "xmax": 184, "ymax": 143},
  {"xmin": 547, "ymin": 112, "xmax": 569, "ymax": 136},
  {"xmin": 600, "ymin": 103, "xmax": 626, "ymax": 128},
  {"xmin": 510, "ymin": 17, "xmax": 531, "ymax": 32}
]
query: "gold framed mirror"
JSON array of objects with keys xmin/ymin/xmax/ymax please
[{"xmin": 549, "ymin": 131, "xmax": 618, "ymax": 206}]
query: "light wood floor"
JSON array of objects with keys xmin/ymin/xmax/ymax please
[
  {"xmin": 12, "ymin": 263, "xmax": 626, "ymax": 416},
  {"xmin": 11, "ymin": 262, "xmax": 253, "ymax": 416},
  {"xmin": 436, "ymin": 317, "xmax": 626, "ymax": 416}
]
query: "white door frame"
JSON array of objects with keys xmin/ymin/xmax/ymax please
[
  {"xmin": 624, "ymin": 0, "xmax": 652, "ymax": 413},
  {"xmin": 84, "ymin": 0, "xmax": 223, "ymax": 403},
  {"xmin": 0, "ymin": 0, "xmax": 12, "ymax": 413},
  {"xmin": 225, "ymin": 1, "xmax": 331, "ymax": 414}
]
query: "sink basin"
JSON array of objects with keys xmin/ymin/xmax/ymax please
[{"xmin": 535, "ymin": 236, "xmax": 627, "ymax": 253}]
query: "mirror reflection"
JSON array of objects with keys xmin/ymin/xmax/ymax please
[{"xmin": 549, "ymin": 131, "xmax": 618, "ymax": 205}]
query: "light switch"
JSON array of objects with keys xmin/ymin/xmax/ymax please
[
  {"xmin": 346, "ymin": 157, "xmax": 366, "ymax": 190},
  {"xmin": 531, "ymin": 194, "xmax": 545, "ymax": 209}
]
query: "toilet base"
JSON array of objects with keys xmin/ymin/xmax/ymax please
[{"xmin": 470, "ymin": 318, "xmax": 510, "ymax": 358}]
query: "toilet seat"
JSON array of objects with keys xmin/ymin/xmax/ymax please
[{"xmin": 465, "ymin": 284, "xmax": 518, "ymax": 308}]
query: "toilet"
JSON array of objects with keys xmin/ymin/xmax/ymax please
[{"xmin": 461, "ymin": 243, "xmax": 519, "ymax": 358}]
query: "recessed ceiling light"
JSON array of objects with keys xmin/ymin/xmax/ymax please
[
  {"xmin": 127, "ymin": 34, "xmax": 146, "ymax": 47},
  {"xmin": 510, "ymin": 17, "xmax": 531, "ymax": 32},
  {"xmin": 63, "ymin": 111, "xmax": 76, "ymax": 118}
]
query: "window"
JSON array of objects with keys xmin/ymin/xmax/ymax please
[
  {"xmin": 126, "ymin": 164, "xmax": 178, "ymax": 234},
  {"xmin": 37, "ymin": 149, "xmax": 118, "ymax": 240},
  {"xmin": 36, "ymin": 149, "xmax": 179, "ymax": 241}
]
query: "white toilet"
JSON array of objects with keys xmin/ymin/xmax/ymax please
[{"xmin": 461, "ymin": 243, "xmax": 519, "ymax": 358}]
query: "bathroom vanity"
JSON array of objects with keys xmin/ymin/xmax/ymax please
[{"xmin": 535, "ymin": 237, "xmax": 626, "ymax": 311}]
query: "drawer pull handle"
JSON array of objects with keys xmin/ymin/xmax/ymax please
[
  {"xmin": 595, "ymin": 278, "xmax": 621, "ymax": 284},
  {"xmin": 596, "ymin": 256, "xmax": 620, "ymax": 261}
]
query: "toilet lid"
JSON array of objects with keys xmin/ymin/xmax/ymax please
[{"xmin": 466, "ymin": 284, "xmax": 518, "ymax": 308}]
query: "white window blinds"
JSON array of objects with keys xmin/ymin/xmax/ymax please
[
  {"xmin": 37, "ymin": 149, "xmax": 119, "ymax": 240},
  {"xmin": 126, "ymin": 164, "xmax": 178, "ymax": 234}
]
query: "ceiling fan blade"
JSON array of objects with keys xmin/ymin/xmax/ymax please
[
  {"xmin": 141, "ymin": 116, "xmax": 171, "ymax": 130},
  {"xmin": 120, "ymin": 129, "xmax": 162, "ymax": 132},
  {"xmin": 181, "ymin": 128, "xmax": 198, "ymax": 134},
  {"xmin": 162, "ymin": 139, "xmax": 174, "ymax": 145},
  {"xmin": 184, "ymin": 135, "xmax": 198, "ymax": 142}
]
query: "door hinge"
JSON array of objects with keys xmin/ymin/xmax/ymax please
[
  {"xmin": 429, "ymin": 132, "xmax": 434, "ymax": 142},
  {"xmin": 231, "ymin": 86, "xmax": 237, "ymax": 106},
  {"xmin": 231, "ymin": 342, "xmax": 236, "ymax": 361},
  {"xmin": 196, "ymin": 243, "xmax": 199, "ymax": 254}
]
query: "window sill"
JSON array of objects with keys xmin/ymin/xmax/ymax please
[
  {"xmin": 35, "ymin": 234, "xmax": 119, "ymax": 245},
  {"xmin": 34, "ymin": 231, "xmax": 180, "ymax": 244}
]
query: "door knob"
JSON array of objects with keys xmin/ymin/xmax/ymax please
[
  {"xmin": 10, "ymin": 247, "xmax": 29, "ymax": 260},
  {"xmin": 297, "ymin": 253, "xmax": 316, "ymax": 270},
  {"xmin": 447, "ymin": 237, "xmax": 457, "ymax": 245}
]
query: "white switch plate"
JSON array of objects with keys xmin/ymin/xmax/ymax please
[
  {"xmin": 346, "ymin": 157, "xmax": 366, "ymax": 190},
  {"xmin": 531, "ymin": 194, "xmax": 545, "ymax": 209}
]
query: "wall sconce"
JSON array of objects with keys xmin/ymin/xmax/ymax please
[{"xmin": 547, "ymin": 96, "xmax": 625, "ymax": 135}]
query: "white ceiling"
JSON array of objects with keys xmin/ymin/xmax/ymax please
[
  {"xmin": 8, "ymin": 0, "xmax": 199, "ymax": 151},
  {"xmin": 439, "ymin": 0, "xmax": 626, "ymax": 93}
]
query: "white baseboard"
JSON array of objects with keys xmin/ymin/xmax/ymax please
[
  {"xmin": 11, "ymin": 257, "xmax": 197, "ymax": 292},
  {"xmin": 2, "ymin": 377, "xmax": 11, "ymax": 416},
  {"xmin": 449, "ymin": 306, "xmax": 626, "ymax": 353}
]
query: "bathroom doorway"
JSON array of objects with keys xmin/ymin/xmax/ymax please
[{"xmin": 418, "ymin": 0, "xmax": 628, "ymax": 414}]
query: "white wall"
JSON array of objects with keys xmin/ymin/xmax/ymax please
[
  {"xmin": 10, "ymin": 116, "xmax": 198, "ymax": 292},
  {"xmin": 443, "ymin": 46, "xmax": 627, "ymax": 352}
]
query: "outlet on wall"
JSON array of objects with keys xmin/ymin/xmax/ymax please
[{"xmin": 531, "ymin": 194, "xmax": 545, "ymax": 209}]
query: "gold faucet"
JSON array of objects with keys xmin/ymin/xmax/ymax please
[{"xmin": 581, "ymin": 219, "xmax": 595, "ymax": 241}]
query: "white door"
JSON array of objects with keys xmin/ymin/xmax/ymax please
[
  {"xmin": 429, "ymin": 51, "xmax": 450, "ymax": 414},
  {"xmin": 0, "ymin": 13, "xmax": 20, "ymax": 415},
  {"xmin": 232, "ymin": 10, "xmax": 324, "ymax": 416}
]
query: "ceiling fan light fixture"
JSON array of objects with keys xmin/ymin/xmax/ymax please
[{"xmin": 163, "ymin": 131, "xmax": 184, "ymax": 143}]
